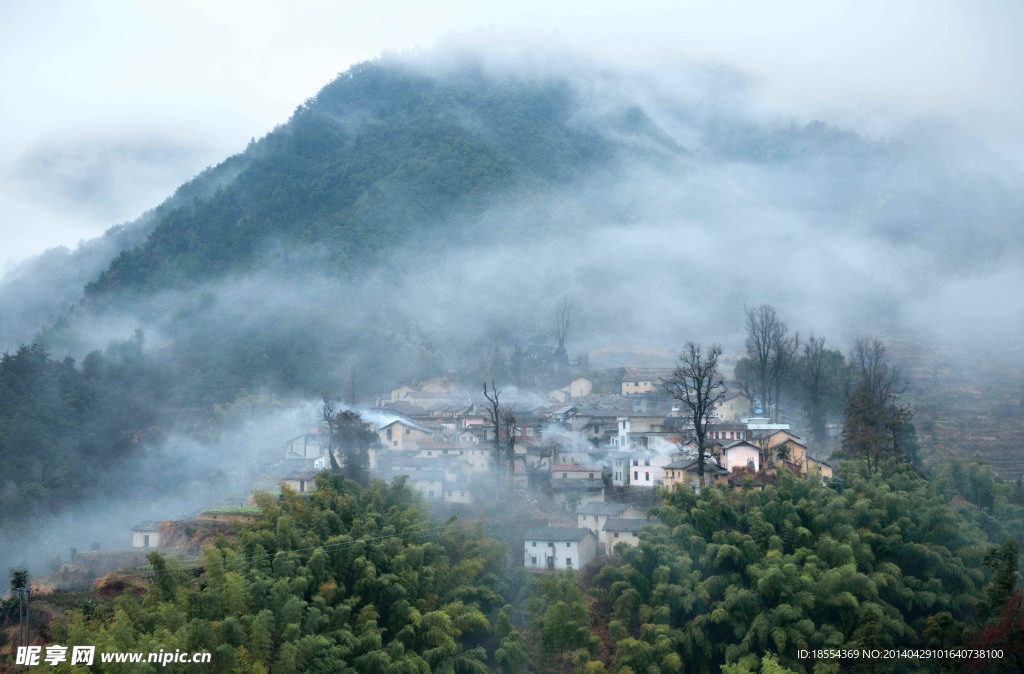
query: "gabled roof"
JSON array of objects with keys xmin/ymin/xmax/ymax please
[
  {"xmin": 577, "ymin": 502, "xmax": 631, "ymax": 516},
  {"xmin": 550, "ymin": 478, "xmax": 605, "ymax": 491},
  {"xmin": 524, "ymin": 526, "xmax": 594, "ymax": 542},
  {"xmin": 722, "ymin": 440, "xmax": 759, "ymax": 451},
  {"xmin": 603, "ymin": 517, "xmax": 661, "ymax": 533},
  {"xmin": 664, "ymin": 459, "xmax": 729, "ymax": 473},
  {"xmin": 551, "ymin": 464, "xmax": 602, "ymax": 472},
  {"xmin": 132, "ymin": 521, "xmax": 162, "ymax": 532},
  {"xmin": 283, "ymin": 471, "xmax": 321, "ymax": 481},
  {"xmin": 377, "ymin": 418, "xmax": 436, "ymax": 434}
]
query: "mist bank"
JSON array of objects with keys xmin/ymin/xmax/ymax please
[
  {"xmin": 2, "ymin": 47, "xmax": 1023, "ymax": 575},
  {"xmin": 3, "ymin": 49, "xmax": 1020, "ymax": 371}
]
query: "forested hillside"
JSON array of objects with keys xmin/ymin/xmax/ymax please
[
  {"xmin": 82, "ymin": 62, "xmax": 665, "ymax": 297},
  {"xmin": 34, "ymin": 460, "xmax": 1023, "ymax": 673}
]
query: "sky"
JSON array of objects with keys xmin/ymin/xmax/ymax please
[{"xmin": 1, "ymin": 0, "xmax": 1023, "ymax": 272}]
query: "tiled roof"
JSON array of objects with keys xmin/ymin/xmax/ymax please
[
  {"xmin": 603, "ymin": 517, "xmax": 661, "ymax": 533},
  {"xmin": 576, "ymin": 502, "xmax": 631, "ymax": 516},
  {"xmin": 550, "ymin": 478, "xmax": 605, "ymax": 490},
  {"xmin": 524, "ymin": 527, "xmax": 594, "ymax": 542}
]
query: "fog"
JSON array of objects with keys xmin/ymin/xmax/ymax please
[{"xmin": 2, "ymin": 42, "xmax": 1023, "ymax": 577}]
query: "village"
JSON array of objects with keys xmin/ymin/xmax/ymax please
[{"xmin": 127, "ymin": 368, "xmax": 836, "ymax": 575}]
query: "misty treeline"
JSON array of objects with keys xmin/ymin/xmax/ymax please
[
  {"xmin": 37, "ymin": 461, "xmax": 1024, "ymax": 672},
  {"xmin": 729, "ymin": 305, "xmax": 919, "ymax": 467},
  {"xmin": 0, "ymin": 333, "xmax": 163, "ymax": 534}
]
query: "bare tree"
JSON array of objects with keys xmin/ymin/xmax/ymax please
[
  {"xmin": 745, "ymin": 305, "xmax": 786, "ymax": 418},
  {"xmin": 665, "ymin": 343, "xmax": 727, "ymax": 488},
  {"xmin": 850, "ymin": 337, "xmax": 904, "ymax": 405},
  {"xmin": 319, "ymin": 393, "xmax": 341, "ymax": 472},
  {"xmin": 803, "ymin": 335, "xmax": 829, "ymax": 442},
  {"xmin": 768, "ymin": 331, "xmax": 800, "ymax": 422},
  {"xmin": 483, "ymin": 381, "xmax": 504, "ymax": 494},
  {"xmin": 553, "ymin": 297, "xmax": 573, "ymax": 365},
  {"xmin": 500, "ymin": 404, "xmax": 517, "ymax": 494}
]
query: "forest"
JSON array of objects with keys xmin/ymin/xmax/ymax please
[
  {"xmin": 9, "ymin": 450, "xmax": 1019, "ymax": 672},
  {"xmin": 1, "ymin": 52, "xmax": 1023, "ymax": 672}
]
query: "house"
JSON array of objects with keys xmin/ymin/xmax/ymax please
[
  {"xmin": 379, "ymin": 469, "xmax": 446, "ymax": 501},
  {"xmin": 773, "ymin": 438, "xmax": 809, "ymax": 475},
  {"xmin": 377, "ymin": 419, "xmax": 437, "ymax": 450},
  {"xmin": 705, "ymin": 423, "xmax": 749, "ymax": 442},
  {"xmin": 576, "ymin": 502, "xmax": 646, "ymax": 534},
  {"xmin": 806, "ymin": 456, "xmax": 834, "ymax": 480},
  {"xmin": 615, "ymin": 416, "xmax": 666, "ymax": 449},
  {"xmin": 603, "ymin": 517, "xmax": 661, "ymax": 552},
  {"xmin": 621, "ymin": 369, "xmax": 673, "ymax": 396},
  {"xmin": 443, "ymin": 482, "xmax": 472, "ymax": 505},
  {"xmin": 552, "ymin": 442, "xmax": 593, "ymax": 466},
  {"xmin": 662, "ymin": 458, "xmax": 730, "ymax": 490},
  {"xmin": 720, "ymin": 440, "xmax": 761, "ymax": 473},
  {"xmin": 715, "ymin": 393, "xmax": 752, "ymax": 422},
  {"xmin": 284, "ymin": 430, "xmax": 328, "ymax": 459},
  {"xmin": 610, "ymin": 455, "xmax": 630, "ymax": 486},
  {"xmin": 623, "ymin": 452, "xmax": 673, "ymax": 487},
  {"xmin": 131, "ymin": 521, "xmax": 162, "ymax": 549},
  {"xmin": 550, "ymin": 478, "xmax": 606, "ymax": 510},
  {"xmin": 281, "ymin": 471, "xmax": 321, "ymax": 494},
  {"xmin": 550, "ymin": 464, "xmax": 603, "ymax": 481},
  {"xmin": 523, "ymin": 527, "xmax": 598, "ymax": 571},
  {"xmin": 390, "ymin": 385, "xmax": 417, "ymax": 402}
]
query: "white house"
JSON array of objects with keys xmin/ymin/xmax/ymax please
[
  {"xmin": 131, "ymin": 521, "xmax": 162, "ymax": 549},
  {"xmin": 576, "ymin": 502, "xmax": 646, "ymax": 535},
  {"xmin": 720, "ymin": 440, "xmax": 761, "ymax": 473},
  {"xmin": 523, "ymin": 527, "xmax": 598, "ymax": 571},
  {"xmin": 623, "ymin": 452, "xmax": 673, "ymax": 487},
  {"xmin": 603, "ymin": 517, "xmax": 661, "ymax": 553}
]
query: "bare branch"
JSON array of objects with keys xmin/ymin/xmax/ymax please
[{"xmin": 665, "ymin": 342, "xmax": 727, "ymax": 486}]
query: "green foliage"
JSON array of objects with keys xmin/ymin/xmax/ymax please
[
  {"xmin": 583, "ymin": 463, "xmax": 1019, "ymax": 673},
  {"xmin": 51, "ymin": 476, "xmax": 510, "ymax": 672},
  {"xmin": 0, "ymin": 338, "xmax": 164, "ymax": 538}
]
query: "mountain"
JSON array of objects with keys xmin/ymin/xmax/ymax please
[{"xmin": 2, "ymin": 52, "xmax": 1024, "ymax": 576}]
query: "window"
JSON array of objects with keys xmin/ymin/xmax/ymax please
[
  {"xmin": 532, "ymin": 556, "xmax": 537, "ymax": 565},
  {"xmin": 386, "ymin": 429, "xmax": 393, "ymax": 441},
  {"xmin": 562, "ymin": 473, "xmax": 568, "ymax": 478},
  {"xmin": 646, "ymin": 472, "xmax": 650, "ymax": 481},
  {"xmin": 634, "ymin": 471, "xmax": 638, "ymax": 480},
  {"xmin": 566, "ymin": 542, "xmax": 571, "ymax": 548},
  {"xmin": 632, "ymin": 459, "xmax": 638, "ymax": 466},
  {"xmin": 405, "ymin": 428, "xmax": 410, "ymax": 435},
  {"xmin": 566, "ymin": 558, "xmax": 572, "ymax": 567},
  {"xmin": 427, "ymin": 451, "xmax": 432, "ymax": 456},
  {"xmin": 644, "ymin": 459, "xmax": 650, "ymax": 466},
  {"xmin": 614, "ymin": 532, "xmax": 619, "ymax": 538},
  {"xmin": 532, "ymin": 541, "xmax": 537, "ymax": 547},
  {"xmin": 526, "ymin": 428, "xmax": 534, "ymax": 436},
  {"xmin": 589, "ymin": 473, "xmax": 594, "ymax": 478}
]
